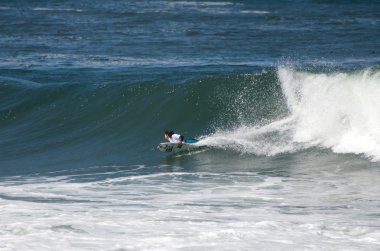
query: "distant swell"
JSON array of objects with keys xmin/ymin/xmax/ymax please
[{"xmin": 202, "ymin": 66, "xmax": 380, "ymax": 161}]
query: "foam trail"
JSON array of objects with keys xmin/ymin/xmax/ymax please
[
  {"xmin": 204, "ymin": 67, "xmax": 380, "ymax": 160},
  {"xmin": 200, "ymin": 117, "xmax": 302, "ymax": 155}
]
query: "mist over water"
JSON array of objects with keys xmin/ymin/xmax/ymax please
[{"xmin": 1, "ymin": 0, "xmax": 380, "ymax": 250}]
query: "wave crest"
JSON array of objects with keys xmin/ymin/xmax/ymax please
[{"xmin": 204, "ymin": 66, "xmax": 380, "ymax": 161}]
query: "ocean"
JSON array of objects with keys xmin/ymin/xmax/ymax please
[{"xmin": 1, "ymin": 0, "xmax": 380, "ymax": 250}]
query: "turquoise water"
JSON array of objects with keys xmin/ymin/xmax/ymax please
[{"xmin": 1, "ymin": 1, "xmax": 380, "ymax": 250}]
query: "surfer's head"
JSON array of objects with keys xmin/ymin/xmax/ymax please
[{"xmin": 164, "ymin": 130, "xmax": 174, "ymax": 140}]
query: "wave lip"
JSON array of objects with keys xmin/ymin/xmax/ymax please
[
  {"xmin": 205, "ymin": 66, "xmax": 380, "ymax": 161},
  {"xmin": 279, "ymin": 67, "xmax": 380, "ymax": 160}
]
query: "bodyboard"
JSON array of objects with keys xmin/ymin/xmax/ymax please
[{"xmin": 157, "ymin": 141, "xmax": 204, "ymax": 154}]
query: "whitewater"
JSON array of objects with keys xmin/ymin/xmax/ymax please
[
  {"xmin": 1, "ymin": 0, "xmax": 380, "ymax": 250},
  {"xmin": 1, "ymin": 163, "xmax": 379, "ymax": 251},
  {"xmin": 1, "ymin": 66, "xmax": 379, "ymax": 251},
  {"xmin": 203, "ymin": 67, "xmax": 380, "ymax": 161}
]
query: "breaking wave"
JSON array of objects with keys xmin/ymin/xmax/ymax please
[{"xmin": 202, "ymin": 66, "xmax": 380, "ymax": 161}]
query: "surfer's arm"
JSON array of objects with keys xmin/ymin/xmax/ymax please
[{"xmin": 177, "ymin": 135, "xmax": 184, "ymax": 146}]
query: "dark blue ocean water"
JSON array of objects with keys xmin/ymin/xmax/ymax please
[{"xmin": 0, "ymin": 1, "xmax": 380, "ymax": 250}]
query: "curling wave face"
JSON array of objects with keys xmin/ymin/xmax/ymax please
[{"xmin": 1, "ymin": 66, "xmax": 380, "ymax": 175}]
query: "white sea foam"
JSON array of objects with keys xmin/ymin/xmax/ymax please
[
  {"xmin": 167, "ymin": 1, "xmax": 234, "ymax": 7},
  {"xmin": 159, "ymin": 1, "xmax": 238, "ymax": 15},
  {"xmin": 32, "ymin": 7, "xmax": 83, "ymax": 12},
  {"xmin": 240, "ymin": 10, "xmax": 270, "ymax": 14},
  {"xmin": 0, "ymin": 167, "xmax": 379, "ymax": 250},
  {"xmin": 203, "ymin": 67, "xmax": 380, "ymax": 161},
  {"xmin": 280, "ymin": 67, "xmax": 380, "ymax": 160}
]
